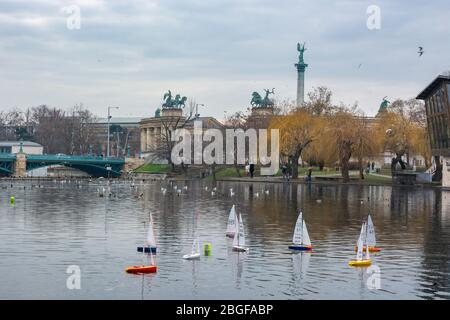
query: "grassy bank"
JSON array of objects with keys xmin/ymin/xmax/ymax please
[
  {"xmin": 210, "ymin": 166, "xmax": 342, "ymax": 179},
  {"xmin": 133, "ymin": 163, "xmax": 171, "ymax": 174}
]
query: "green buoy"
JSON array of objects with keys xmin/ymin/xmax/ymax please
[{"xmin": 204, "ymin": 243, "xmax": 211, "ymax": 256}]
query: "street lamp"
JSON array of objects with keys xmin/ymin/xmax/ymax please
[
  {"xmin": 107, "ymin": 106, "xmax": 119, "ymax": 158},
  {"xmin": 195, "ymin": 104, "xmax": 204, "ymax": 118}
]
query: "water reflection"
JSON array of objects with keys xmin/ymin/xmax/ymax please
[{"xmin": 0, "ymin": 180, "xmax": 449, "ymax": 299}]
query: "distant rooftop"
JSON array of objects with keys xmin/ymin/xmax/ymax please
[
  {"xmin": 0, "ymin": 141, "xmax": 42, "ymax": 147},
  {"xmin": 416, "ymin": 75, "xmax": 450, "ymax": 100}
]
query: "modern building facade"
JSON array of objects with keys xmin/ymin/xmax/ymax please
[
  {"xmin": 417, "ymin": 75, "xmax": 450, "ymax": 155},
  {"xmin": 417, "ymin": 74, "xmax": 450, "ymax": 185}
]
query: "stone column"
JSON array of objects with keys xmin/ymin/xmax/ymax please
[
  {"xmin": 297, "ymin": 68, "xmax": 305, "ymax": 105},
  {"xmin": 146, "ymin": 127, "xmax": 152, "ymax": 151},
  {"xmin": 14, "ymin": 153, "xmax": 26, "ymax": 178},
  {"xmin": 140, "ymin": 128, "xmax": 147, "ymax": 153},
  {"xmin": 295, "ymin": 63, "xmax": 307, "ymax": 106}
]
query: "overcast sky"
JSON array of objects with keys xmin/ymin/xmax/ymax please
[{"xmin": 1, "ymin": 0, "xmax": 449, "ymax": 119}]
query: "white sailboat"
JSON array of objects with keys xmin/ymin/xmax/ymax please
[
  {"xmin": 349, "ymin": 222, "xmax": 371, "ymax": 267},
  {"xmin": 183, "ymin": 236, "xmax": 201, "ymax": 260},
  {"xmin": 232, "ymin": 214, "xmax": 249, "ymax": 252},
  {"xmin": 366, "ymin": 214, "xmax": 380, "ymax": 252},
  {"xmin": 137, "ymin": 213, "xmax": 157, "ymax": 254},
  {"xmin": 226, "ymin": 205, "xmax": 237, "ymax": 238},
  {"xmin": 355, "ymin": 214, "xmax": 381, "ymax": 252},
  {"xmin": 288, "ymin": 212, "xmax": 312, "ymax": 251},
  {"xmin": 183, "ymin": 211, "xmax": 201, "ymax": 260}
]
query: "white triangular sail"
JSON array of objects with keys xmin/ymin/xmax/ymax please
[
  {"xmin": 191, "ymin": 237, "xmax": 199, "ymax": 254},
  {"xmin": 146, "ymin": 214, "xmax": 157, "ymax": 247},
  {"xmin": 365, "ymin": 239, "xmax": 370, "ymax": 260},
  {"xmin": 302, "ymin": 219, "xmax": 311, "ymax": 246},
  {"xmin": 292, "ymin": 212, "xmax": 303, "ymax": 244},
  {"xmin": 364, "ymin": 222, "xmax": 370, "ymax": 260},
  {"xmin": 149, "ymin": 250, "xmax": 155, "ymax": 265},
  {"xmin": 226, "ymin": 205, "xmax": 237, "ymax": 235},
  {"xmin": 238, "ymin": 214, "xmax": 246, "ymax": 247},
  {"xmin": 366, "ymin": 214, "xmax": 376, "ymax": 247},
  {"xmin": 356, "ymin": 237, "xmax": 363, "ymax": 261},
  {"xmin": 232, "ymin": 214, "xmax": 240, "ymax": 247},
  {"xmin": 356, "ymin": 223, "xmax": 365, "ymax": 261}
]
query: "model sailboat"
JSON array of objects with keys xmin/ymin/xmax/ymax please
[
  {"xmin": 137, "ymin": 213, "xmax": 157, "ymax": 254},
  {"xmin": 354, "ymin": 214, "xmax": 381, "ymax": 252},
  {"xmin": 349, "ymin": 222, "xmax": 372, "ymax": 267},
  {"xmin": 226, "ymin": 205, "xmax": 237, "ymax": 238},
  {"xmin": 288, "ymin": 212, "xmax": 312, "ymax": 251},
  {"xmin": 126, "ymin": 246, "xmax": 157, "ymax": 274},
  {"xmin": 232, "ymin": 214, "xmax": 249, "ymax": 252},
  {"xmin": 183, "ymin": 237, "xmax": 201, "ymax": 260},
  {"xmin": 183, "ymin": 211, "xmax": 201, "ymax": 259}
]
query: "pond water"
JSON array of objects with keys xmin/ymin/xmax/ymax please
[{"xmin": 0, "ymin": 179, "xmax": 449, "ymax": 299}]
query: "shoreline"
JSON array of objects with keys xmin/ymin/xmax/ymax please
[
  {"xmin": 214, "ymin": 176, "xmax": 443, "ymax": 189},
  {"xmin": 1, "ymin": 175, "xmax": 446, "ymax": 190}
]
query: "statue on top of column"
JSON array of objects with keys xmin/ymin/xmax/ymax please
[{"xmin": 297, "ymin": 42, "xmax": 307, "ymax": 63}]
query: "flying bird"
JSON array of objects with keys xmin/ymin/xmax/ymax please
[{"xmin": 418, "ymin": 46, "xmax": 424, "ymax": 57}]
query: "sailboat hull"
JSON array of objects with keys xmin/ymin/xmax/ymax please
[
  {"xmin": 183, "ymin": 253, "xmax": 201, "ymax": 260},
  {"xmin": 232, "ymin": 246, "xmax": 249, "ymax": 252},
  {"xmin": 354, "ymin": 246, "xmax": 380, "ymax": 253},
  {"xmin": 289, "ymin": 245, "xmax": 312, "ymax": 251},
  {"xmin": 137, "ymin": 246, "xmax": 157, "ymax": 254},
  {"xmin": 125, "ymin": 265, "xmax": 157, "ymax": 274},
  {"xmin": 348, "ymin": 259, "xmax": 372, "ymax": 267}
]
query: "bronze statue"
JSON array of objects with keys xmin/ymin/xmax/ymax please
[
  {"xmin": 162, "ymin": 90, "xmax": 187, "ymax": 109},
  {"xmin": 379, "ymin": 96, "xmax": 390, "ymax": 112},
  {"xmin": 251, "ymin": 88, "xmax": 275, "ymax": 108},
  {"xmin": 297, "ymin": 42, "xmax": 306, "ymax": 63}
]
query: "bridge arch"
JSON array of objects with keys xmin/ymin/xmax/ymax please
[
  {"xmin": 0, "ymin": 154, "xmax": 16, "ymax": 176},
  {"xmin": 25, "ymin": 155, "xmax": 124, "ymax": 177}
]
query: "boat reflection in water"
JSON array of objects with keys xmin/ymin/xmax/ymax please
[{"xmin": 0, "ymin": 180, "xmax": 449, "ymax": 299}]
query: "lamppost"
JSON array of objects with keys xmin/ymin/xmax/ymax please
[
  {"xmin": 107, "ymin": 106, "xmax": 119, "ymax": 158},
  {"xmin": 195, "ymin": 104, "xmax": 204, "ymax": 118}
]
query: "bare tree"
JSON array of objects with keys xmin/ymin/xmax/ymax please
[
  {"xmin": 147, "ymin": 99, "xmax": 196, "ymax": 171},
  {"xmin": 223, "ymin": 111, "xmax": 249, "ymax": 177},
  {"xmin": 305, "ymin": 86, "xmax": 335, "ymax": 116}
]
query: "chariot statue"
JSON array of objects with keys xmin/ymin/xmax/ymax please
[
  {"xmin": 251, "ymin": 88, "xmax": 275, "ymax": 108},
  {"xmin": 162, "ymin": 90, "xmax": 187, "ymax": 109}
]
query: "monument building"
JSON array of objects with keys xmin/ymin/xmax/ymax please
[{"xmin": 139, "ymin": 91, "xmax": 224, "ymax": 163}]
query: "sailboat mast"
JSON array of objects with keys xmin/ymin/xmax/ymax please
[
  {"xmin": 364, "ymin": 222, "xmax": 369, "ymax": 257},
  {"xmin": 236, "ymin": 215, "xmax": 239, "ymax": 243}
]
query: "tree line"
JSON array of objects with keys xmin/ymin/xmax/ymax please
[
  {"xmin": 0, "ymin": 104, "xmax": 99, "ymax": 155},
  {"xmin": 269, "ymin": 87, "xmax": 431, "ymax": 182}
]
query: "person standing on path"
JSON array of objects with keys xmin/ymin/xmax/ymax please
[{"xmin": 307, "ymin": 167, "xmax": 312, "ymax": 182}]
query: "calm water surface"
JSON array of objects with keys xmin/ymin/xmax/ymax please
[{"xmin": 0, "ymin": 179, "xmax": 449, "ymax": 300}]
